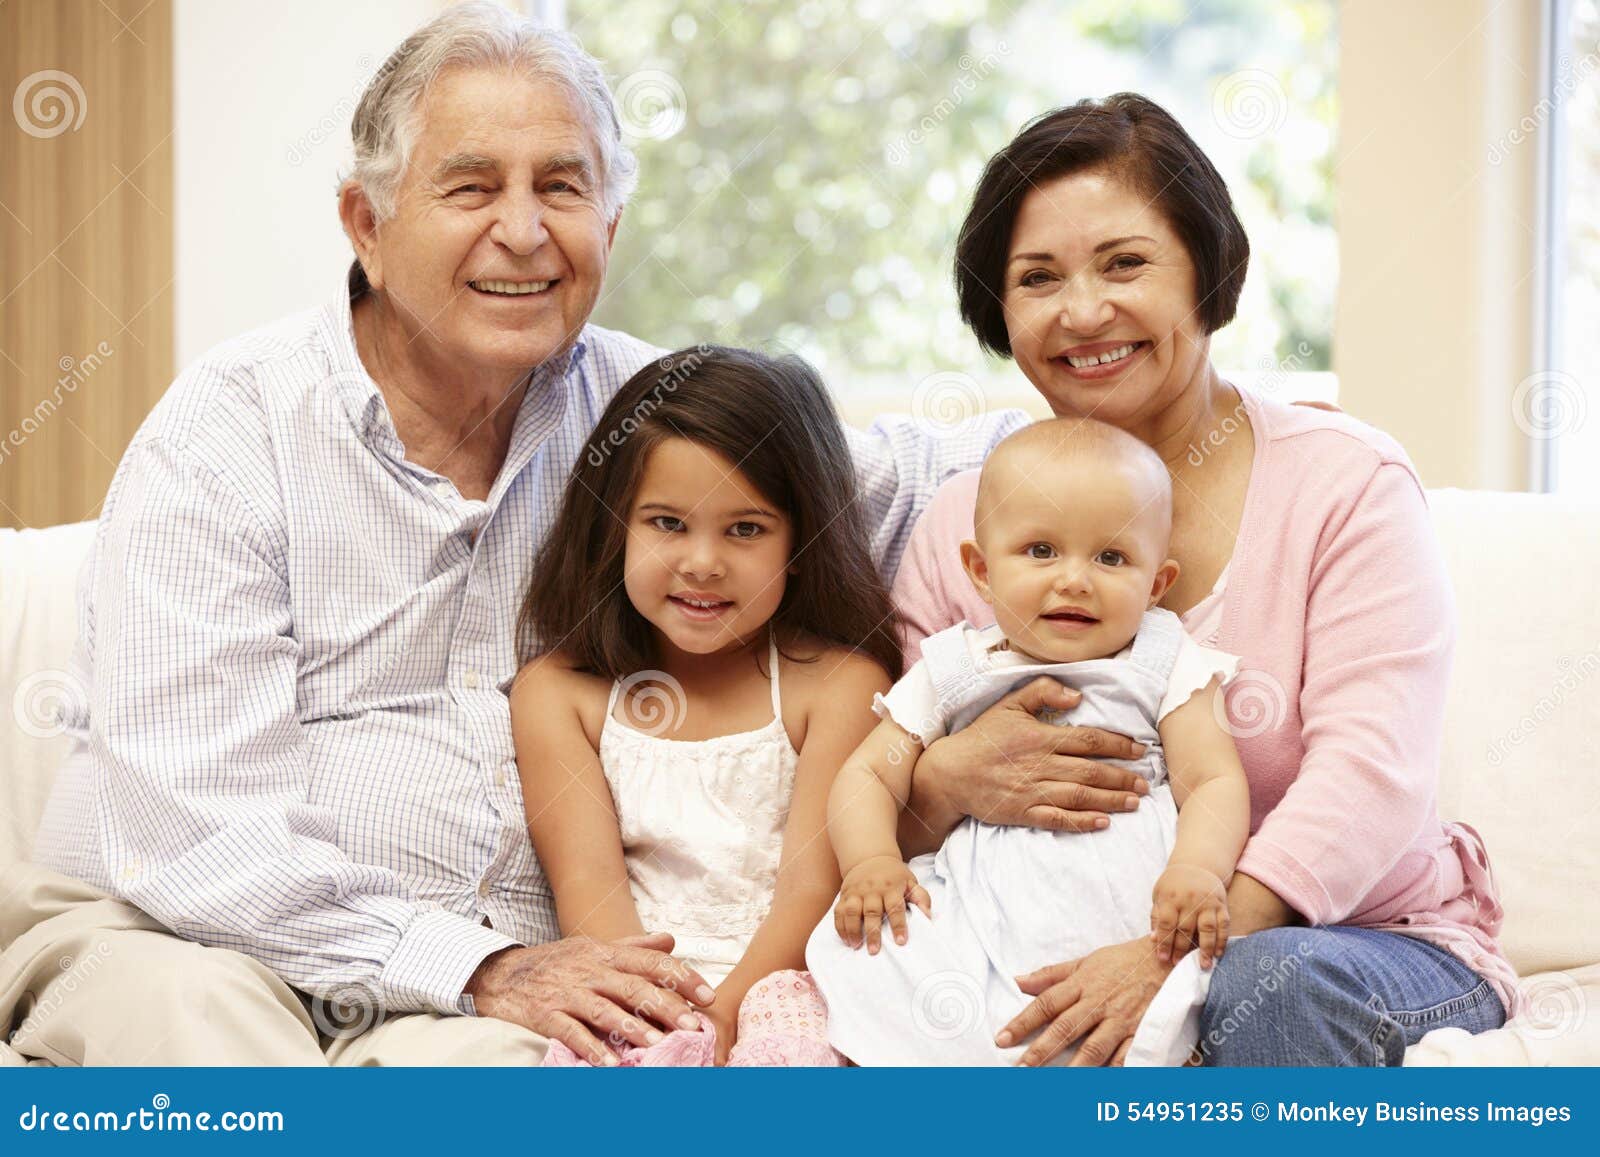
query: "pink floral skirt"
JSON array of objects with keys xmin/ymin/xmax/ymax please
[{"xmin": 541, "ymin": 969, "xmax": 845, "ymax": 1067}]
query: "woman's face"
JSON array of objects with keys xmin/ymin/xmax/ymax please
[{"xmin": 1001, "ymin": 168, "xmax": 1212, "ymax": 429}]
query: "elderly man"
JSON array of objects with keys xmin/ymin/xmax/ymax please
[{"xmin": 0, "ymin": 5, "xmax": 1151, "ymax": 1066}]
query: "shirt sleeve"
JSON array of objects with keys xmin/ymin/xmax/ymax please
[
  {"xmin": 1234, "ymin": 463, "xmax": 1456, "ymax": 925},
  {"xmin": 845, "ymin": 410, "xmax": 1030, "ymax": 581},
  {"xmin": 889, "ymin": 471, "xmax": 991, "ymax": 665},
  {"xmin": 871, "ymin": 657, "xmax": 949, "ymax": 745},
  {"xmin": 1155, "ymin": 635, "xmax": 1241, "ymax": 722},
  {"xmin": 89, "ymin": 438, "xmax": 516, "ymax": 1018}
]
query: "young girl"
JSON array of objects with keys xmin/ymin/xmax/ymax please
[
  {"xmin": 510, "ymin": 346, "xmax": 900, "ymax": 1067},
  {"xmin": 805, "ymin": 417, "xmax": 1251, "ymax": 1066}
]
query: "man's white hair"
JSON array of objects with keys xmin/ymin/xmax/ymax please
[{"xmin": 348, "ymin": 1, "xmax": 638, "ymax": 222}]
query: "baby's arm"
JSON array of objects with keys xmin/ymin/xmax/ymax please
[
  {"xmin": 1154, "ymin": 675, "xmax": 1251, "ymax": 967},
  {"xmin": 825, "ymin": 716, "xmax": 934, "ymax": 952},
  {"xmin": 510, "ymin": 657, "xmax": 646, "ymax": 944}
]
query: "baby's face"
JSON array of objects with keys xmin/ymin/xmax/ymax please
[{"xmin": 962, "ymin": 451, "xmax": 1178, "ymax": 664}]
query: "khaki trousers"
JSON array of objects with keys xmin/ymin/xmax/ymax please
[{"xmin": 0, "ymin": 862, "xmax": 549, "ymax": 1066}]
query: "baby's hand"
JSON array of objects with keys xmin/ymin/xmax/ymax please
[
  {"xmin": 1150, "ymin": 864, "xmax": 1230, "ymax": 968},
  {"xmin": 835, "ymin": 856, "xmax": 932, "ymax": 954}
]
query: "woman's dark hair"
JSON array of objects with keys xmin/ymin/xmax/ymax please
[
  {"xmin": 518, "ymin": 345, "xmax": 902, "ymax": 680},
  {"xmin": 955, "ymin": 92, "xmax": 1250, "ymax": 357}
]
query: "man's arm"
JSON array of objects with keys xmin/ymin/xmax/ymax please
[
  {"xmin": 91, "ymin": 437, "xmax": 512, "ymax": 1017},
  {"xmin": 844, "ymin": 408, "xmax": 1030, "ymax": 578}
]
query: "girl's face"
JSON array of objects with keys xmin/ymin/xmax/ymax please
[
  {"xmin": 623, "ymin": 437, "xmax": 796, "ymax": 659},
  {"xmin": 1001, "ymin": 168, "xmax": 1211, "ymax": 429}
]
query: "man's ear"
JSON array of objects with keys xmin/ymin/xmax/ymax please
[
  {"xmin": 606, "ymin": 206, "xmax": 623, "ymax": 249},
  {"xmin": 959, "ymin": 539, "xmax": 995, "ymax": 605},
  {"xmin": 1148, "ymin": 558, "xmax": 1181, "ymax": 607},
  {"xmin": 339, "ymin": 180, "xmax": 383, "ymax": 291}
]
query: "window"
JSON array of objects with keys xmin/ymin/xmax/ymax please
[
  {"xmin": 1550, "ymin": 0, "xmax": 1600, "ymax": 493},
  {"xmin": 567, "ymin": 0, "xmax": 1338, "ymax": 425}
]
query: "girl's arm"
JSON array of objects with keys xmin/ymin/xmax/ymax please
[
  {"xmin": 712, "ymin": 652, "xmax": 898, "ymax": 1020},
  {"xmin": 1152, "ymin": 675, "xmax": 1252, "ymax": 964},
  {"xmin": 510, "ymin": 658, "xmax": 646, "ymax": 944}
]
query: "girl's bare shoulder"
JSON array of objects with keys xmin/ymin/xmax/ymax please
[
  {"xmin": 774, "ymin": 630, "xmax": 895, "ymax": 714},
  {"xmin": 510, "ymin": 651, "xmax": 614, "ymax": 747}
]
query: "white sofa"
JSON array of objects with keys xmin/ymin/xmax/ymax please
[{"xmin": 3, "ymin": 496, "xmax": 1598, "ymax": 1065}]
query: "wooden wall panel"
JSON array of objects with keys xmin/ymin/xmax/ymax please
[{"xmin": 0, "ymin": 0, "xmax": 173, "ymax": 529}]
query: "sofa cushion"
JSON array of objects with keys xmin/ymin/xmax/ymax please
[
  {"xmin": 1428, "ymin": 489, "xmax": 1600, "ymax": 977},
  {"xmin": 0, "ymin": 522, "xmax": 97, "ymax": 868}
]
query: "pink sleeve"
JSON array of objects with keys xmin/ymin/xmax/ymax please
[
  {"xmin": 1235, "ymin": 463, "xmax": 1456, "ymax": 925},
  {"xmin": 888, "ymin": 472, "xmax": 984, "ymax": 666}
]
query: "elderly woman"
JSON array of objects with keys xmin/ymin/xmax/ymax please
[{"xmin": 889, "ymin": 94, "xmax": 1516, "ymax": 1066}]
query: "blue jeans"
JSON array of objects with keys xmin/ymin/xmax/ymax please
[{"xmin": 1196, "ymin": 926, "xmax": 1505, "ymax": 1066}]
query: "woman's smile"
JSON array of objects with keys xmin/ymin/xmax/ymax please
[{"xmin": 1054, "ymin": 339, "xmax": 1152, "ymax": 379}]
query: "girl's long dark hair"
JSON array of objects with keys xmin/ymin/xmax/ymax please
[{"xmin": 518, "ymin": 345, "xmax": 902, "ymax": 681}]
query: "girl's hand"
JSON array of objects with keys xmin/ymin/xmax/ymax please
[
  {"xmin": 706, "ymin": 1001, "xmax": 737, "ymax": 1066},
  {"xmin": 1150, "ymin": 864, "xmax": 1230, "ymax": 967},
  {"xmin": 834, "ymin": 856, "xmax": 932, "ymax": 953},
  {"xmin": 997, "ymin": 936, "xmax": 1174, "ymax": 1067}
]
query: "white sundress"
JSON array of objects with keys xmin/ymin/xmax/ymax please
[{"xmin": 598, "ymin": 632, "xmax": 799, "ymax": 988}]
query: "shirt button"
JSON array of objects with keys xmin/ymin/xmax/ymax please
[
  {"xmin": 494, "ymin": 769, "xmax": 507, "ymax": 788},
  {"xmin": 464, "ymin": 670, "xmax": 480, "ymax": 690},
  {"xmin": 477, "ymin": 880, "xmax": 491, "ymax": 899}
]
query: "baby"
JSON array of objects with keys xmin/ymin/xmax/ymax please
[{"xmin": 805, "ymin": 416, "xmax": 1250, "ymax": 1066}]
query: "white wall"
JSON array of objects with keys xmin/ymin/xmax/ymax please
[{"xmin": 173, "ymin": 0, "xmax": 446, "ymax": 366}]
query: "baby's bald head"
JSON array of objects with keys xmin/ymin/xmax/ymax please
[{"xmin": 974, "ymin": 417, "xmax": 1173, "ymax": 548}]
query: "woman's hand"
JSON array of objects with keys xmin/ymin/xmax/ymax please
[
  {"xmin": 996, "ymin": 936, "xmax": 1175, "ymax": 1067},
  {"xmin": 903, "ymin": 676, "xmax": 1151, "ymax": 856}
]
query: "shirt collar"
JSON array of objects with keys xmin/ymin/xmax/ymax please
[{"xmin": 321, "ymin": 269, "xmax": 591, "ymax": 459}]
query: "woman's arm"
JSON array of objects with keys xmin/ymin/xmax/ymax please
[
  {"xmin": 510, "ymin": 658, "xmax": 646, "ymax": 944},
  {"xmin": 712, "ymin": 654, "xmax": 894, "ymax": 1030},
  {"xmin": 1234, "ymin": 462, "xmax": 1455, "ymax": 925}
]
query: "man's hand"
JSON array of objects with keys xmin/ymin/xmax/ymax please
[
  {"xmin": 834, "ymin": 855, "xmax": 932, "ymax": 953},
  {"xmin": 1150, "ymin": 864, "xmax": 1230, "ymax": 967},
  {"xmin": 465, "ymin": 932, "xmax": 715, "ymax": 1066},
  {"xmin": 904, "ymin": 676, "xmax": 1150, "ymax": 855}
]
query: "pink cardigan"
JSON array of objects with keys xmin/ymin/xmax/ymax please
[{"xmin": 891, "ymin": 387, "xmax": 1518, "ymax": 1014}]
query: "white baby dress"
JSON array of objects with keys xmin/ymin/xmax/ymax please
[{"xmin": 805, "ymin": 608, "xmax": 1239, "ymax": 1066}]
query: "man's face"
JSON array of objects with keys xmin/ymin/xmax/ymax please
[{"xmin": 358, "ymin": 67, "xmax": 618, "ymax": 374}]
